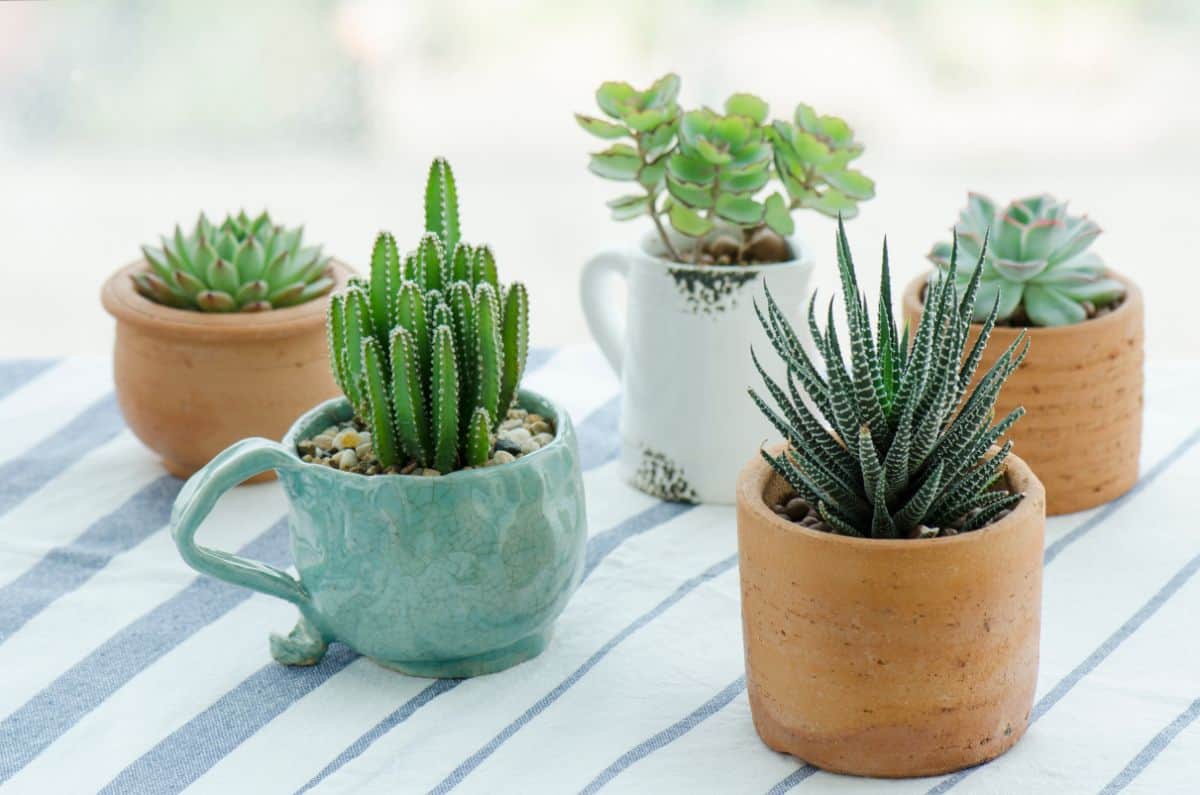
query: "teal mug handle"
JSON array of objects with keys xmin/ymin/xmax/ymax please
[{"xmin": 170, "ymin": 437, "xmax": 309, "ymax": 607}]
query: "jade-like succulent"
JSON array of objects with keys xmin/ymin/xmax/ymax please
[
  {"xmin": 577, "ymin": 74, "xmax": 874, "ymax": 264},
  {"xmin": 327, "ymin": 158, "xmax": 529, "ymax": 473},
  {"xmin": 929, "ymin": 193, "xmax": 1124, "ymax": 327},
  {"xmin": 135, "ymin": 211, "xmax": 333, "ymax": 312},
  {"xmin": 750, "ymin": 219, "xmax": 1027, "ymax": 539}
]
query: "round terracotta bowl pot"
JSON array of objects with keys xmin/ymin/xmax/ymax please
[
  {"xmin": 902, "ymin": 271, "xmax": 1143, "ymax": 516},
  {"xmin": 101, "ymin": 260, "xmax": 354, "ymax": 482},
  {"xmin": 736, "ymin": 445, "xmax": 1046, "ymax": 778}
]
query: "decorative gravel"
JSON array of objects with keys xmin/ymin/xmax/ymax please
[
  {"xmin": 297, "ymin": 407, "xmax": 555, "ymax": 477},
  {"xmin": 771, "ymin": 494, "xmax": 1013, "ymax": 539}
]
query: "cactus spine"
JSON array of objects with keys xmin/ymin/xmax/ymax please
[{"xmin": 326, "ymin": 158, "xmax": 530, "ymax": 472}]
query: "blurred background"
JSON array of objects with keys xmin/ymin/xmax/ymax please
[{"xmin": 1, "ymin": 0, "xmax": 1197, "ymax": 357}]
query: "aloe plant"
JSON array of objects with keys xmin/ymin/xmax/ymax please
[
  {"xmin": 929, "ymin": 193, "xmax": 1124, "ymax": 327},
  {"xmin": 750, "ymin": 219, "xmax": 1027, "ymax": 538},
  {"xmin": 326, "ymin": 158, "xmax": 529, "ymax": 472},
  {"xmin": 577, "ymin": 74, "xmax": 874, "ymax": 264},
  {"xmin": 135, "ymin": 211, "xmax": 333, "ymax": 312}
]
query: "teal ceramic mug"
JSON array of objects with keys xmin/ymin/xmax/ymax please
[{"xmin": 169, "ymin": 389, "xmax": 587, "ymax": 678}]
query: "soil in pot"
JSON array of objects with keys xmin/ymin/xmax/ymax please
[
  {"xmin": 297, "ymin": 407, "xmax": 557, "ymax": 476},
  {"xmin": 681, "ymin": 226, "xmax": 791, "ymax": 266}
]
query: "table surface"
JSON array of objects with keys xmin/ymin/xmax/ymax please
[{"xmin": 0, "ymin": 349, "xmax": 1197, "ymax": 795}]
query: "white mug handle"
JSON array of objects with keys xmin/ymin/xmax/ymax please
[{"xmin": 580, "ymin": 248, "xmax": 631, "ymax": 376}]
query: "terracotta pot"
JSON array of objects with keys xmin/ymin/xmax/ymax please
[
  {"xmin": 101, "ymin": 260, "xmax": 353, "ymax": 481},
  {"xmin": 902, "ymin": 271, "xmax": 1143, "ymax": 515},
  {"xmin": 736, "ymin": 445, "xmax": 1045, "ymax": 778}
]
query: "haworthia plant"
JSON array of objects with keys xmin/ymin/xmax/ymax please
[
  {"xmin": 750, "ymin": 218, "xmax": 1028, "ymax": 539},
  {"xmin": 134, "ymin": 210, "xmax": 333, "ymax": 312},
  {"xmin": 327, "ymin": 158, "xmax": 530, "ymax": 472},
  {"xmin": 929, "ymin": 193, "xmax": 1124, "ymax": 327},
  {"xmin": 577, "ymin": 73, "xmax": 874, "ymax": 264}
]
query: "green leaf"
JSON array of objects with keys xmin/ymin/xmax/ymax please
[
  {"xmin": 638, "ymin": 158, "xmax": 667, "ymax": 190},
  {"xmin": 361, "ymin": 337, "xmax": 400, "ymax": 468},
  {"xmin": 195, "ymin": 290, "xmax": 236, "ymax": 312},
  {"xmin": 714, "ymin": 194, "xmax": 763, "ymax": 226},
  {"xmin": 499, "ymin": 282, "xmax": 529, "ymax": 422},
  {"xmin": 574, "ymin": 113, "xmax": 628, "ymax": 139},
  {"xmin": 424, "ymin": 157, "xmax": 460, "ymax": 253},
  {"xmin": 1023, "ymin": 284, "xmax": 1087, "ymax": 326},
  {"xmin": 465, "ymin": 407, "xmax": 491, "ymax": 467},
  {"xmin": 666, "ymin": 153, "xmax": 714, "ymax": 184},
  {"xmin": 430, "ymin": 325, "xmax": 460, "ymax": 473},
  {"xmin": 625, "ymin": 108, "xmax": 670, "ymax": 132},
  {"xmin": 724, "ymin": 93, "xmax": 768, "ymax": 125},
  {"xmin": 693, "ymin": 138, "xmax": 732, "ymax": 166},
  {"xmin": 475, "ymin": 283, "xmax": 503, "ymax": 426},
  {"xmin": 668, "ymin": 203, "xmax": 714, "ymax": 238},
  {"xmin": 588, "ymin": 145, "xmax": 641, "ymax": 181},
  {"xmin": 763, "ymin": 192, "xmax": 794, "ymax": 237},
  {"xmin": 805, "ymin": 189, "xmax": 860, "ymax": 219},
  {"xmin": 606, "ymin": 194, "xmax": 652, "ymax": 221},
  {"xmin": 666, "ymin": 175, "xmax": 714, "ymax": 210},
  {"xmin": 389, "ymin": 326, "xmax": 428, "ymax": 465},
  {"xmin": 595, "ymin": 81, "xmax": 637, "ymax": 119},
  {"xmin": 642, "ymin": 73, "xmax": 681, "ymax": 109},
  {"xmin": 824, "ymin": 169, "xmax": 875, "ymax": 201},
  {"xmin": 718, "ymin": 164, "xmax": 770, "ymax": 194}
]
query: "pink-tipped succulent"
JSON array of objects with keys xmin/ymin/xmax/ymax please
[
  {"xmin": 929, "ymin": 193, "xmax": 1124, "ymax": 327},
  {"xmin": 134, "ymin": 210, "xmax": 334, "ymax": 312}
]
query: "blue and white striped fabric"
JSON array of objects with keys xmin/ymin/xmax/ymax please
[{"xmin": 0, "ymin": 349, "xmax": 1197, "ymax": 794}]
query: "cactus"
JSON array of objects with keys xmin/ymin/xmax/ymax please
[
  {"xmin": 577, "ymin": 74, "xmax": 874, "ymax": 264},
  {"xmin": 134, "ymin": 210, "xmax": 333, "ymax": 312},
  {"xmin": 326, "ymin": 158, "xmax": 530, "ymax": 472},
  {"xmin": 929, "ymin": 193, "xmax": 1125, "ymax": 327},
  {"xmin": 750, "ymin": 218, "xmax": 1026, "ymax": 539}
]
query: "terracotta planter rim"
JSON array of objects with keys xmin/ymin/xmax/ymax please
[
  {"xmin": 737, "ymin": 442, "xmax": 1045, "ymax": 551},
  {"xmin": 636, "ymin": 230, "xmax": 813, "ymax": 274},
  {"xmin": 101, "ymin": 259, "xmax": 355, "ymax": 341},
  {"xmin": 901, "ymin": 268, "xmax": 1142, "ymax": 339}
]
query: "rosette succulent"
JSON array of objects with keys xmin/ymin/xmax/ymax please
[
  {"xmin": 135, "ymin": 211, "xmax": 333, "ymax": 312},
  {"xmin": 750, "ymin": 219, "xmax": 1027, "ymax": 538},
  {"xmin": 577, "ymin": 74, "xmax": 874, "ymax": 265},
  {"xmin": 327, "ymin": 158, "xmax": 529, "ymax": 473},
  {"xmin": 929, "ymin": 193, "xmax": 1124, "ymax": 327}
]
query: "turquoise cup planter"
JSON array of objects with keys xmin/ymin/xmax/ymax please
[{"xmin": 169, "ymin": 389, "xmax": 587, "ymax": 678}]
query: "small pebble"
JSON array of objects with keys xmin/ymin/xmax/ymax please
[
  {"xmin": 495, "ymin": 438, "xmax": 523, "ymax": 456},
  {"xmin": 335, "ymin": 449, "xmax": 358, "ymax": 470},
  {"xmin": 493, "ymin": 450, "xmax": 516, "ymax": 465},
  {"xmin": 915, "ymin": 524, "xmax": 939, "ymax": 539},
  {"xmin": 313, "ymin": 434, "xmax": 334, "ymax": 451},
  {"xmin": 532, "ymin": 432, "xmax": 553, "ymax": 447},
  {"xmin": 401, "ymin": 462, "xmax": 418, "ymax": 475},
  {"xmin": 420, "ymin": 468, "xmax": 441, "ymax": 477},
  {"xmin": 519, "ymin": 440, "xmax": 539, "ymax": 455},
  {"xmin": 784, "ymin": 497, "xmax": 809, "ymax": 521},
  {"xmin": 355, "ymin": 442, "xmax": 374, "ymax": 460},
  {"xmin": 332, "ymin": 429, "xmax": 364, "ymax": 450},
  {"xmin": 528, "ymin": 421, "xmax": 551, "ymax": 435},
  {"xmin": 525, "ymin": 413, "xmax": 543, "ymax": 424},
  {"xmin": 504, "ymin": 427, "xmax": 532, "ymax": 445},
  {"xmin": 510, "ymin": 409, "xmax": 528, "ymax": 419},
  {"xmin": 500, "ymin": 418, "xmax": 523, "ymax": 431}
]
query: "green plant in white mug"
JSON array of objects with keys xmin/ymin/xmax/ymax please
[{"xmin": 576, "ymin": 73, "xmax": 875, "ymax": 264}]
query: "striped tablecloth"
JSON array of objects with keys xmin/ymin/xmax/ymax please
[{"xmin": 0, "ymin": 349, "xmax": 1197, "ymax": 795}]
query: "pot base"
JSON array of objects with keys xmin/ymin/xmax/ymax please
[
  {"xmin": 370, "ymin": 630, "xmax": 551, "ymax": 679},
  {"xmin": 749, "ymin": 690, "xmax": 1028, "ymax": 778}
]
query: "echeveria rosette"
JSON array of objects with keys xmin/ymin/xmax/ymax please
[
  {"xmin": 135, "ymin": 210, "xmax": 333, "ymax": 312},
  {"xmin": 929, "ymin": 193, "xmax": 1125, "ymax": 327},
  {"xmin": 767, "ymin": 103, "xmax": 875, "ymax": 222}
]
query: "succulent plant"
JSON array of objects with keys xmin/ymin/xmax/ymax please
[
  {"xmin": 577, "ymin": 74, "xmax": 874, "ymax": 264},
  {"xmin": 135, "ymin": 211, "xmax": 333, "ymax": 312},
  {"xmin": 326, "ymin": 158, "xmax": 529, "ymax": 473},
  {"xmin": 750, "ymin": 219, "xmax": 1027, "ymax": 539},
  {"xmin": 929, "ymin": 193, "xmax": 1124, "ymax": 327}
]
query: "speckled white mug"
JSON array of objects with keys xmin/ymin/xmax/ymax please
[{"xmin": 580, "ymin": 232, "xmax": 816, "ymax": 504}]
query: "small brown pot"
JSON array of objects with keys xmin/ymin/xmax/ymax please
[
  {"xmin": 737, "ymin": 446, "xmax": 1045, "ymax": 778},
  {"xmin": 101, "ymin": 260, "xmax": 353, "ymax": 481},
  {"xmin": 902, "ymin": 271, "xmax": 1143, "ymax": 515}
]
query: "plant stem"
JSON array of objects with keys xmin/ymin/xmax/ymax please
[
  {"xmin": 636, "ymin": 131, "xmax": 683, "ymax": 262},
  {"xmin": 693, "ymin": 165, "xmax": 721, "ymax": 265}
]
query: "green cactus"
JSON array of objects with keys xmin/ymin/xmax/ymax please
[
  {"xmin": 577, "ymin": 74, "xmax": 875, "ymax": 264},
  {"xmin": 326, "ymin": 158, "xmax": 530, "ymax": 473},
  {"xmin": 929, "ymin": 193, "xmax": 1125, "ymax": 327},
  {"xmin": 135, "ymin": 210, "xmax": 333, "ymax": 312},
  {"xmin": 750, "ymin": 218, "xmax": 1027, "ymax": 539}
]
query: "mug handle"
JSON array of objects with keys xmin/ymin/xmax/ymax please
[
  {"xmin": 580, "ymin": 248, "xmax": 630, "ymax": 376},
  {"xmin": 170, "ymin": 437, "xmax": 309, "ymax": 607}
]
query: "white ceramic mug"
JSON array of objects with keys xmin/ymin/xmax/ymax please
[{"xmin": 581, "ymin": 232, "xmax": 816, "ymax": 504}]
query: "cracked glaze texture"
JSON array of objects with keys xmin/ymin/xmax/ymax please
[{"xmin": 171, "ymin": 388, "xmax": 586, "ymax": 678}]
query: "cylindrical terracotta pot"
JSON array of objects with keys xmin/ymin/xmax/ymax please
[
  {"xmin": 101, "ymin": 260, "xmax": 353, "ymax": 481},
  {"xmin": 902, "ymin": 271, "xmax": 1143, "ymax": 515},
  {"xmin": 736, "ymin": 445, "xmax": 1046, "ymax": 778}
]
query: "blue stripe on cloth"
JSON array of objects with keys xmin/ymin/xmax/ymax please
[
  {"xmin": 579, "ymin": 675, "xmax": 747, "ymax": 795},
  {"xmin": 583, "ymin": 501, "xmax": 692, "ymax": 582},
  {"xmin": 0, "ymin": 359, "xmax": 57, "ymax": 402},
  {"xmin": 926, "ymin": 550, "xmax": 1200, "ymax": 794},
  {"xmin": 766, "ymin": 765, "xmax": 817, "ymax": 795},
  {"xmin": 0, "ymin": 392, "xmax": 125, "ymax": 519},
  {"xmin": 0, "ymin": 475, "xmax": 183, "ymax": 646},
  {"xmin": 429, "ymin": 552, "xmax": 738, "ymax": 794},
  {"xmin": 0, "ymin": 518, "xmax": 290, "ymax": 784},
  {"xmin": 294, "ymin": 678, "xmax": 464, "ymax": 794},
  {"xmin": 1043, "ymin": 427, "xmax": 1200, "ymax": 566},
  {"xmin": 1100, "ymin": 697, "xmax": 1200, "ymax": 794},
  {"xmin": 578, "ymin": 396, "xmax": 620, "ymax": 471}
]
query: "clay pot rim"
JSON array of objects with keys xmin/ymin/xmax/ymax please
[
  {"xmin": 636, "ymin": 230, "xmax": 814, "ymax": 274},
  {"xmin": 900, "ymin": 268, "xmax": 1142, "ymax": 338},
  {"xmin": 737, "ymin": 442, "xmax": 1045, "ymax": 551},
  {"xmin": 101, "ymin": 259, "xmax": 356, "ymax": 341}
]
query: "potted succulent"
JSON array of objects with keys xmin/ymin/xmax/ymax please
[
  {"xmin": 904, "ymin": 193, "xmax": 1143, "ymax": 514},
  {"xmin": 577, "ymin": 73, "xmax": 875, "ymax": 504},
  {"xmin": 168, "ymin": 159, "xmax": 586, "ymax": 677},
  {"xmin": 101, "ymin": 210, "xmax": 351, "ymax": 480},
  {"xmin": 737, "ymin": 221, "xmax": 1046, "ymax": 777}
]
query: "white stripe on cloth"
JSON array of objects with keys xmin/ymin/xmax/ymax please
[{"xmin": 0, "ymin": 357, "xmax": 111, "ymax": 465}]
